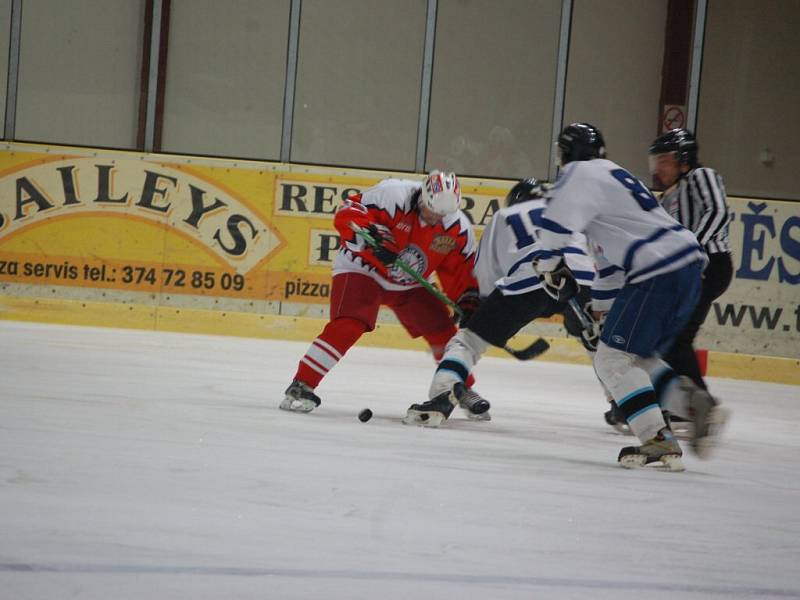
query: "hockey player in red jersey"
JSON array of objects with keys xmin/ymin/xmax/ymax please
[{"xmin": 281, "ymin": 171, "xmax": 482, "ymax": 416}]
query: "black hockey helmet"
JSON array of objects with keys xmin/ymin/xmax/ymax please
[
  {"xmin": 505, "ymin": 177, "xmax": 547, "ymax": 206},
  {"xmin": 649, "ymin": 128, "xmax": 699, "ymax": 167},
  {"xmin": 557, "ymin": 122, "xmax": 606, "ymax": 164}
]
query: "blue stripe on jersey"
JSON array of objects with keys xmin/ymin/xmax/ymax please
[
  {"xmin": 539, "ymin": 217, "xmax": 573, "ymax": 235},
  {"xmin": 507, "ymin": 251, "xmax": 543, "ymax": 278},
  {"xmin": 507, "ymin": 249, "xmax": 555, "ymax": 277},
  {"xmin": 571, "ymin": 270, "xmax": 595, "ymax": 282},
  {"xmin": 622, "ymin": 225, "xmax": 684, "ymax": 272},
  {"xmin": 499, "ymin": 270, "xmax": 592, "ymax": 293},
  {"xmin": 506, "ymin": 247, "xmax": 586, "ymax": 278},
  {"xmin": 626, "ymin": 245, "xmax": 703, "ymax": 282},
  {"xmin": 498, "ymin": 276, "xmax": 542, "ymax": 292},
  {"xmin": 598, "ymin": 265, "xmax": 623, "ymax": 278},
  {"xmin": 591, "ymin": 288, "xmax": 618, "ymax": 299},
  {"xmin": 617, "ymin": 386, "xmax": 654, "ymax": 407}
]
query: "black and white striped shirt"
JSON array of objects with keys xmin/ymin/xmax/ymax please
[{"xmin": 660, "ymin": 167, "xmax": 731, "ymax": 254}]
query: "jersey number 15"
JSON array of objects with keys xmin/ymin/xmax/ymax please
[{"xmin": 505, "ymin": 208, "xmax": 543, "ymax": 250}]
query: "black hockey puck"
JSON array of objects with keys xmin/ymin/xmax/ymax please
[{"xmin": 358, "ymin": 408, "xmax": 373, "ymax": 422}]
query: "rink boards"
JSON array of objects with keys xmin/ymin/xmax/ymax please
[{"xmin": 0, "ymin": 142, "xmax": 798, "ymax": 385}]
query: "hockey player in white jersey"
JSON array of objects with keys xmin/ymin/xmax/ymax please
[
  {"xmin": 532, "ymin": 122, "xmax": 728, "ymax": 471},
  {"xmin": 605, "ymin": 129, "xmax": 734, "ymax": 434},
  {"xmin": 403, "ymin": 178, "xmax": 599, "ymax": 427}
]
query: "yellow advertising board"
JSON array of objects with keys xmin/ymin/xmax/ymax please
[
  {"xmin": 1, "ymin": 143, "xmax": 798, "ymax": 384},
  {"xmin": 697, "ymin": 197, "xmax": 800, "ymax": 360},
  {"xmin": 0, "ymin": 143, "xmax": 506, "ymax": 307}
]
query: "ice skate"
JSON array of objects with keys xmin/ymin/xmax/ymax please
[
  {"xmin": 280, "ymin": 380, "xmax": 321, "ymax": 413},
  {"xmin": 458, "ymin": 387, "xmax": 491, "ymax": 421},
  {"xmin": 681, "ymin": 377, "xmax": 730, "ymax": 458},
  {"xmin": 618, "ymin": 427, "xmax": 685, "ymax": 472},
  {"xmin": 605, "ymin": 402, "xmax": 691, "ymax": 438},
  {"xmin": 663, "ymin": 410, "xmax": 693, "ymax": 440},
  {"xmin": 403, "ymin": 385, "xmax": 459, "ymax": 427},
  {"xmin": 604, "ymin": 401, "xmax": 631, "ymax": 434}
]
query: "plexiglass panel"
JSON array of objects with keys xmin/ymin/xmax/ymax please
[
  {"xmin": 0, "ymin": 0, "xmax": 11, "ymax": 136},
  {"xmin": 426, "ymin": 0, "xmax": 562, "ymax": 180},
  {"xmin": 161, "ymin": 0, "xmax": 290, "ymax": 160},
  {"xmin": 291, "ymin": 0, "xmax": 426, "ymax": 171},
  {"xmin": 564, "ymin": 0, "xmax": 667, "ymax": 181},
  {"xmin": 698, "ymin": 0, "xmax": 800, "ymax": 199},
  {"xmin": 15, "ymin": 0, "xmax": 145, "ymax": 149}
]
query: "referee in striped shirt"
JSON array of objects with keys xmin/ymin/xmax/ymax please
[{"xmin": 648, "ymin": 128, "xmax": 733, "ymax": 390}]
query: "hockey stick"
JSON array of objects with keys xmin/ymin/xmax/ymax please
[
  {"xmin": 566, "ymin": 296, "xmax": 603, "ymax": 352},
  {"xmin": 351, "ymin": 224, "xmax": 550, "ymax": 361},
  {"xmin": 567, "ymin": 297, "xmax": 594, "ymax": 331},
  {"xmin": 530, "ymin": 260, "xmax": 599, "ymax": 350}
]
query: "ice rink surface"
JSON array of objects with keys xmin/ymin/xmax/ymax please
[{"xmin": 1, "ymin": 321, "xmax": 799, "ymax": 600}]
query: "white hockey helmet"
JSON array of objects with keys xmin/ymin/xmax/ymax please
[{"xmin": 420, "ymin": 170, "xmax": 461, "ymax": 216}]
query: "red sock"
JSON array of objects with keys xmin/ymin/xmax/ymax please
[
  {"xmin": 423, "ymin": 326, "xmax": 456, "ymax": 362},
  {"xmin": 294, "ymin": 317, "xmax": 367, "ymax": 388}
]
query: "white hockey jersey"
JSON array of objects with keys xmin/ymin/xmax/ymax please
[
  {"xmin": 474, "ymin": 196, "xmax": 594, "ymax": 297},
  {"xmin": 538, "ymin": 159, "xmax": 706, "ymax": 311}
]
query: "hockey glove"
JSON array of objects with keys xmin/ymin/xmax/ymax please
[
  {"xmin": 366, "ymin": 224, "xmax": 399, "ymax": 266},
  {"xmin": 537, "ymin": 259, "xmax": 579, "ymax": 302},
  {"xmin": 454, "ymin": 289, "xmax": 481, "ymax": 327}
]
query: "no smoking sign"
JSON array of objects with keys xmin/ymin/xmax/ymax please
[{"xmin": 661, "ymin": 104, "xmax": 686, "ymax": 132}]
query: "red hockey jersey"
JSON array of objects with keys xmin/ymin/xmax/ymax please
[{"xmin": 333, "ymin": 178, "xmax": 477, "ymax": 302}]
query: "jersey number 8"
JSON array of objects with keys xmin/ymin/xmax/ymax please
[{"xmin": 611, "ymin": 168, "xmax": 658, "ymax": 211}]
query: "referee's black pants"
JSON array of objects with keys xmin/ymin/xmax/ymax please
[{"xmin": 663, "ymin": 252, "xmax": 733, "ymax": 389}]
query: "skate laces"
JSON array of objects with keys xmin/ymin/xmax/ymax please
[{"xmin": 459, "ymin": 388, "xmax": 482, "ymax": 404}]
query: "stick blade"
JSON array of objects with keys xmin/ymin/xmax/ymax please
[{"xmin": 507, "ymin": 338, "xmax": 550, "ymax": 360}]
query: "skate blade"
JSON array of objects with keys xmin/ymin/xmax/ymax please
[
  {"xmin": 463, "ymin": 409, "xmax": 491, "ymax": 422},
  {"xmin": 619, "ymin": 453, "xmax": 685, "ymax": 472},
  {"xmin": 402, "ymin": 409, "xmax": 447, "ymax": 427},
  {"xmin": 279, "ymin": 397, "xmax": 316, "ymax": 413},
  {"xmin": 693, "ymin": 406, "xmax": 731, "ymax": 459}
]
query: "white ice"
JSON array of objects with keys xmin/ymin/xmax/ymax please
[{"xmin": 1, "ymin": 321, "xmax": 799, "ymax": 600}]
